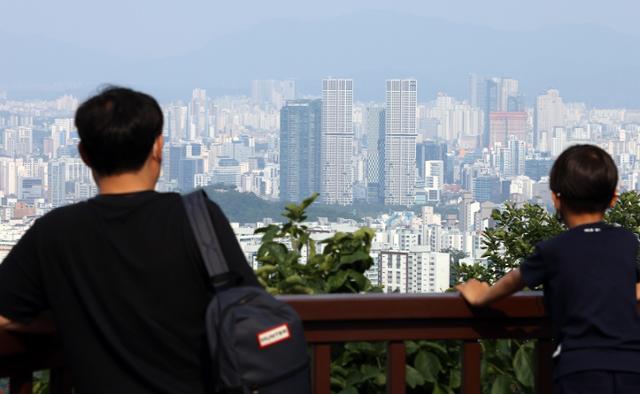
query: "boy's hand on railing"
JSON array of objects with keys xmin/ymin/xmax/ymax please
[
  {"xmin": 456, "ymin": 279, "xmax": 490, "ymax": 307},
  {"xmin": 457, "ymin": 269, "xmax": 526, "ymax": 308}
]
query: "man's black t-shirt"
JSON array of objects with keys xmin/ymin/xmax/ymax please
[
  {"xmin": 0, "ymin": 191, "xmax": 259, "ymax": 393},
  {"xmin": 520, "ymin": 222, "xmax": 640, "ymax": 379}
]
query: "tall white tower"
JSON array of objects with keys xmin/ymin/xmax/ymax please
[
  {"xmin": 535, "ymin": 89, "xmax": 566, "ymax": 151},
  {"xmin": 321, "ymin": 79, "xmax": 354, "ymax": 205},
  {"xmin": 384, "ymin": 79, "xmax": 417, "ymax": 206}
]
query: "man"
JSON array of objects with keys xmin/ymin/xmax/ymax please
[{"xmin": 0, "ymin": 87, "xmax": 258, "ymax": 393}]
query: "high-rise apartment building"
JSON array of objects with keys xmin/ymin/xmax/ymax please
[
  {"xmin": 482, "ymin": 78, "xmax": 499, "ymax": 147},
  {"xmin": 189, "ymin": 89, "xmax": 208, "ymax": 140},
  {"xmin": 499, "ymin": 137, "xmax": 526, "ymax": 177},
  {"xmin": 488, "ymin": 112, "xmax": 528, "ymax": 148},
  {"xmin": 478, "ymin": 76, "xmax": 521, "ymax": 147},
  {"xmin": 416, "ymin": 141, "xmax": 447, "ymax": 179},
  {"xmin": 279, "ymin": 99, "xmax": 322, "ymax": 202},
  {"xmin": 384, "ymin": 79, "xmax": 417, "ymax": 206},
  {"xmin": 48, "ymin": 160, "xmax": 66, "ymax": 208},
  {"xmin": 407, "ymin": 246, "xmax": 450, "ymax": 293},
  {"xmin": 166, "ymin": 105, "xmax": 188, "ymax": 143},
  {"xmin": 320, "ymin": 79, "xmax": 354, "ymax": 205},
  {"xmin": 365, "ymin": 106, "xmax": 385, "ymax": 203},
  {"xmin": 178, "ymin": 157, "xmax": 204, "ymax": 192},
  {"xmin": 535, "ymin": 89, "xmax": 566, "ymax": 150},
  {"xmin": 251, "ymin": 80, "xmax": 296, "ymax": 108}
]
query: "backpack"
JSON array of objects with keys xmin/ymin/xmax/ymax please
[{"xmin": 182, "ymin": 190, "xmax": 311, "ymax": 394}]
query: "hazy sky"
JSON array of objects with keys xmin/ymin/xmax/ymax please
[{"xmin": 1, "ymin": 0, "xmax": 639, "ymax": 59}]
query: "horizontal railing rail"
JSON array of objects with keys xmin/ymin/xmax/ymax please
[{"xmin": 0, "ymin": 292, "xmax": 550, "ymax": 393}]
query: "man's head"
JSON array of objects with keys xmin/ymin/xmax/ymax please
[
  {"xmin": 550, "ymin": 144, "xmax": 618, "ymax": 214},
  {"xmin": 75, "ymin": 86, "xmax": 163, "ymax": 178}
]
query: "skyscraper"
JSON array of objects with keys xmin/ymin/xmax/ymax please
[
  {"xmin": 48, "ymin": 160, "xmax": 66, "ymax": 208},
  {"xmin": 499, "ymin": 137, "xmax": 526, "ymax": 177},
  {"xmin": 321, "ymin": 79, "xmax": 354, "ymax": 205},
  {"xmin": 488, "ymin": 112, "xmax": 528, "ymax": 147},
  {"xmin": 480, "ymin": 77, "xmax": 521, "ymax": 147},
  {"xmin": 166, "ymin": 104, "xmax": 188, "ymax": 143},
  {"xmin": 365, "ymin": 106, "xmax": 385, "ymax": 203},
  {"xmin": 535, "ymin": 89, "xmax": 566, "ymax": 150},
  {"xmin": 416, "ymin": 141, "xmax": 447, "ymax": 179},
  {"xmin": 482, "ymin": 78, "xmax": 499, "ymax": 147},
  {"xmin": 178, "ymin": 157, "xmax": 204, "ymax": 192},
  {"xmin": 384, "ymin": 79, "xmax": 417, "ymax": 206},
  {"xmin": 251, "ymin": 80, "xmax": 296, "ymax": 108},
  {"xmin": 189, "ymin": 89, "xmax": 208, "ymax": 140},
  {"xmin": 279, "ymin": 99, "xmax": 322, "ymax": 202}
]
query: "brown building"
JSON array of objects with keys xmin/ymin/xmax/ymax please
[{"xmin": 489, "ymin": 112, "xmax": 528, "ymax": 147}]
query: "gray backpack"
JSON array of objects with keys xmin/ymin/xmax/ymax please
[{"xmin": 183, "ymin": 190, "xmax": 310, "ymax": 393}]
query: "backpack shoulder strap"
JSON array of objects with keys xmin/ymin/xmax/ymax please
[{"xmin": 182, "ymin": 189, "xmax": 230, "ymax": 280}]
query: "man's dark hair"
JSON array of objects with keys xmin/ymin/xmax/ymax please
[
  {"xmin": 550, "ymin": 144, "xmax": 618, "ymax": 213},
  {"xmin": 75, "ymin": 86, "xmax": 163, "ymax": 176}
]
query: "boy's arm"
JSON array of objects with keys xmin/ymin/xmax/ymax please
[
  {"xmin": 636, "ymin": 283, "xmax": 640, "ymax": 302},
  {"xmin": 456, "ymin": 268, "xmax": 526, "ymax": 307}
]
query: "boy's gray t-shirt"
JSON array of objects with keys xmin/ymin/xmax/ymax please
[{"xmin": 520, "ymin": 221, "xmax": 640, "ymax": 379}]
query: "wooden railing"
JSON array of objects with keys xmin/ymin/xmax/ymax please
[{"xmin": 0, "ymin": 292, "xmax": 550, "ymax": 393}]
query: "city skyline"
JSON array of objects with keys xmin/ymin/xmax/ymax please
[{"xmin": 2, "ymin": 72, "xmax": 640, "ymax": 293}]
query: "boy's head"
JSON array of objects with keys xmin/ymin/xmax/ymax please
[
  {"xmin": 550, "ymin": 144, "xmax": 618, "ymax": 214},
  {"xmin": 75, "ymin": 86, "xmax": 163, "ymax": 176}
]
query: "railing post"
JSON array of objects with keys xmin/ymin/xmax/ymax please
[
  {"xmin": 387, "ymin": 341, "xmax": 406, "ymax": 394},
  {"xmin": 313, "ymin": 344, "xmax": 331, "ymax": 394},
  {"xmin": 462, "ymin": 340, "xmax": 481, "ymax": 394},
  {"xmin": 9, "ymin": 371, "xmax": 32, "ymax": 394},
  {"xmin": 535, "ymin": 339, "xmax": 553, "ymax": 394}
]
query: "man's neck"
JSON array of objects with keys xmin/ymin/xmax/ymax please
[{"xmin": 96, "ymin": 172, "xmax": 156, "ymax": 195}]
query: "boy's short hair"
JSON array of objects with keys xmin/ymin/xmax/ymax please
[
  {"xmin": 75, "ymin": 86, "xmax": 163, "ymax": 176},
  {"xmin": 550, "ymin": 144, "xmax": 618, "ymax": 213}
]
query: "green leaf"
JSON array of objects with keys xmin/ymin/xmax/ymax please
[
  {"xmin": 405, "ymin": 340, "xmax": 420, "ymax": 355},
  {"xmin": 448, "ymin": 367, "xmax": 461, "ymax": 389},
  {"xmin": 339, "ymin": 250, "xmax": 371, "ymax": 265},
  {"xmin": 406, "ymin": 365, "xmax": 426, "ymax": 388},
  {"xmin": 359, "ymin": 364, "xmax": 382, "ymax": 382},
  {"xmin": 513, "ymin": 343, "xmax": 534, "ymax": 388},
  {"xmin": 414, "ymin": 350, "xmax": 442, "ymax": 383},
  {"xmin": 336, "ymin": 388, "xmax": 358, "ymax": 394},
  {"xmin": 433, "ymin": 383, "xmax": 454, "ymax": 394},
  {"xmin": 496, "ymin": 339, "xmax": 512, "ymax": 363},
  {"xmin": 419, "ymin": 341, "xmax": 448, "ymax": 355},
  {"xmin": 326, "ymin": 270, "xmax": 348, "ymax": 292},
  {"xmin": 344, "ymin": 341, "xmax": 379, "ymax": 354},
  {"xmin": 490, "ymin": 375, "xmax": 518, "ymax": 394}
]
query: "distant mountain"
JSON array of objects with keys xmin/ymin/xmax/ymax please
[
  {"xmin": 2, "ymin": 12, "xmax": 639, "ymax": 106},
  {"xmin": 0, "ymin": 30, "xmax": 123, "ymax": 99}
]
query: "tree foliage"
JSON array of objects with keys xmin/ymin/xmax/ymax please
[{"xmin": 254, "ymin": 193, "xmax": 380, "ymax": 295}]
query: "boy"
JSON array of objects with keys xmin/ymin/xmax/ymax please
[
  {"xmin": 0, "ymin": 87, "xmax": 259, "ymax": 393},
  {"xmin": 457, "ymin": 145, "xmax": 640, "ymax": 393}
]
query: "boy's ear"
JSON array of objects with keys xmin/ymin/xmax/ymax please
[
  {"xmin": 551, "ymin": 191, "xmax": 561, "ymax": 210},
  {"xmin": 609, "ymin": 193, "xmax": 619, "ymax": 208}
]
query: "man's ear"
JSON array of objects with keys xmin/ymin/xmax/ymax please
[
  {"xmin": 151, "ymin": 135, "xmax": 163, "ymax": 163},
  {"xmin": 78, "ymin": 142, "xmax": 92, "ymax": 168}
]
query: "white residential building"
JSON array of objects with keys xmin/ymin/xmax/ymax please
[
  {"xmin": 384, "ymin": 79, "xmax": 417, "ymax": 206},
  {"xmin": 320, "ymin": 79, "xmax": 354, "ymax": 205}
]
